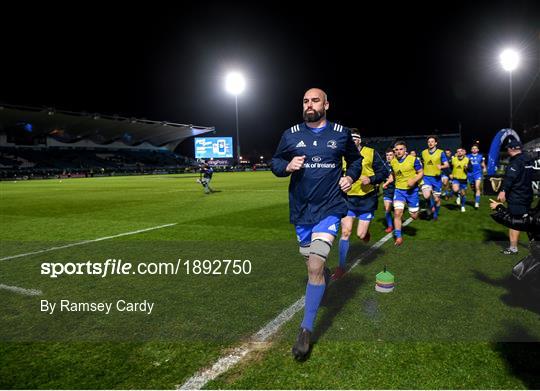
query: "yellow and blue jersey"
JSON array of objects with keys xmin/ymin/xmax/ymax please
[
  {"xmin": 451, "ymin": 156, "xmax": 470, "ymax": 180},
  {"xmin": 344, "ymin": 146, "xmax": 387, "ymax": 197},
  {"xmin": 421, "ymin": 148, "xmax": 448, "ymax": 177},
  {"xmin": 390, "ymin": 155, "xmax": 422, "ymax": 190}
]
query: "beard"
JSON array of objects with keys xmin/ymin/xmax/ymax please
[{"xmin": 303, "ymin": 108, "xmax": 324, "ymax": 122}]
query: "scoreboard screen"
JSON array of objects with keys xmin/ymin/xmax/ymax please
[{"xmin": 194, "ymin": 137, "xmax": 233, "ymax": 159}]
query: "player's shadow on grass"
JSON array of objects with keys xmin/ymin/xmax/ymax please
[
  {"xmin": 314, "ymin": 275, "xmax": 365, "ymax": 342},
  {"xmin": 493, "ymin": 325, "xmax": 540, "ymax": 388},
  {"xmin": 442, "ymin": 203, "xmax": 460, "ymax": 211},
  {"xmin": 376, "ymin": 218, "xmax": 389, "ymax": 230},
  {"xmin": 481, "ymin": 229, "xmax": 510, "ymax": 246},
  {"xmin": 402, "ymin": 224, "xmax": 418, "ymax": 237},
  {"xmin": 418, "ymin": 209, "xmax": 431, "ymax": 220},
  {"xmin": 473, "ymin": 270, "xmax": 540, "ymax": 317}
]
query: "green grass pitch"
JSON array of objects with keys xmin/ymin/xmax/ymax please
[{"xmin": 0, "ymin": 172, "xmax": 538, "ymax": 389}]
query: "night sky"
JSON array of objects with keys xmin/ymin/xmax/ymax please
[{"xmin": 1, "ymin": 2, "xmax": 539, "ymax": 159}]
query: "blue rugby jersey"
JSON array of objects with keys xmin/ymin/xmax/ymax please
[
  {"xmin": 467, "ymin": 153, "xmax": 485, "ymax": 175},
  {"xmin": 271, "ymin": 121, "xmax": 362, "ymax": 224}
]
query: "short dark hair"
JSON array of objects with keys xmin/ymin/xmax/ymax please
[
  {"xmin": 427, "ymin": 135, "xmax": 439, "ymax": 143},
  {"xmin": 394, "ymin": 140, "xmax": 407, "ymax": 148},
  {"xmin": 386, "ymin": 147, "xmax": 394, "ymax": 153}
]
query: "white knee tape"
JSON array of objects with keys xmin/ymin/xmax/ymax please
[{"xmin": 393, "ymin": 201, "xmax": 405, "ymax": 210}]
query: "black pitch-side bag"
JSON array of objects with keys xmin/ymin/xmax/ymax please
[{"xmin": 512, "ymin": 255, "xmax": 540, "ymax": 281}]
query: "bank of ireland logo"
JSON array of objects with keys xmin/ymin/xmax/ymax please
[
  {"xmin": 312, "ymin": 156, "xmax": 322, "ymax": 162},
  {"xmin": 327, "ymin": 140, "xmax": 337, "ymax": 149}
]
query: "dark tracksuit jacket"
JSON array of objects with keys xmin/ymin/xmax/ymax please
[{"xmin": 271, "ymin": 121, "xmax": 363, "ymax": 225}]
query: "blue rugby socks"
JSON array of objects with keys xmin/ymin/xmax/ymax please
[
  {"xmin": 338, "ymin": 238, "xmax": 349, "ymax": 269},
  {"xmin": 301, "ymin": 283, "xmax": 325, "ymax": 331},
  {"xmin": 385, "ymin": 212, "xmax": 393, "ymax": 228}
]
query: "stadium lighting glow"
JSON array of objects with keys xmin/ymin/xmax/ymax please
[
  {"xmin": 499, "ymin": 49, "xmax": 519, "ymax": 72},
  {"xmin": 225, "ymin": 72, "xmax": 246, "ymax": 96}
]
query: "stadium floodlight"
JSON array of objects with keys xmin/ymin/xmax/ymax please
[
  {"xmin": 225, "ymin": 72, "xmax": 246, "ymax": 162},
  {"xmin": 499, "ymin": 49, "xmax": 520, "ymax": 129},
  {"xmin": 499, "ymin": 49, "xmax": 519, "ymax": 72},
  {"xmin": 225, "ymin": 72, "xmax": 246, "ymax": 96}
]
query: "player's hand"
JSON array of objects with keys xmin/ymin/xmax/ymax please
[
  {"xmin": 383, "ymin": 183, "xmax": 388, "ymax": 189},
  {"xmin": 286, "ymin": 155, "xmax": 306, "ymax": 173},
  {"xmin": 497, "ymin": 190, "xmax": 506, "ymax": 203},
  {"xmin": 407, "ymin": 178, "xmax": 416, "ymax": 188},
  {"xmin": 437, "ymin": 164, "xmax": 442, "ymax": 170},
  {"xmin": 489, "ymin": 198, "xmax": 503, "ymax": 210},
  {"xmin": 360, "ymin": 175, "xmax": 371, "ymax": 185},
  {"xmin": 339, "ymin": 176, "xmax": 354, "ymax": 192}
]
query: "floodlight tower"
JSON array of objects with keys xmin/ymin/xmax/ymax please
[
  {"xmin": 499, "ymin": 49, "xmax": 520, "ymax": 129},
  {"xmin": 225, "ymin": 72, "xmax": 246, "ymax": 162}
]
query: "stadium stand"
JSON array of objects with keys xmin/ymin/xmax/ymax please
[
  {"xmin": 0, "ymin": 104, "xmax": 214, "ymax": 179},
  {"xmin": 362, "ymin": 133, "xmax": 462, "ymax": 155}
]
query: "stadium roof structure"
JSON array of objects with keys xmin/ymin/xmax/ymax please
[{"xmin": 0, "ymin": 104, "xmax": 215, "ymax": 150}]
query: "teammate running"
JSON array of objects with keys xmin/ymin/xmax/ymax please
[
  {"xmin": 467, "ymin": 144, "xmax": 487, "ymax": 209},
  {"xmin": 451, "ymin": 147, "xmax": 472, "ymax": 212},
  {"xmin": 332, "ymin": 130, "xmax": 386, "ymax": 280},
  {"xmin": 420, "ymin": 136, "xmax": 449, "ymax": 220},
  {"xmin": 382, "ymin": 148, "xmax": 396, "ymax": 233},
  {"xmin": 390, "ymin": 140, "xmax": 424, "ymax": 246}
]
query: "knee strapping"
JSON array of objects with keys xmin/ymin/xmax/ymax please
[
  {"xmin": 299, "ymin": 244, "xmax": 310, "ymax": 260},
  {"xmin": 309, "ymin": 238, "xmax": 332, "ymax": 261}
]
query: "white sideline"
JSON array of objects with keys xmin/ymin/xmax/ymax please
[
  {"xmin": 177, "ymin": 218, "xmax": 413, "ymax": 390},
  {"xmin": 0, "ymin": 223, "xmax": 177, "ymax": 261},
  {"xmin": 0, "ymin": 284, "xmax": 42, "ymax": 296}
]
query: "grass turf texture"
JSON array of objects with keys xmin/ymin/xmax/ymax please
[{"xmin": 0, "ymin": 172, "xmax": 538, "ymax": 389}]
